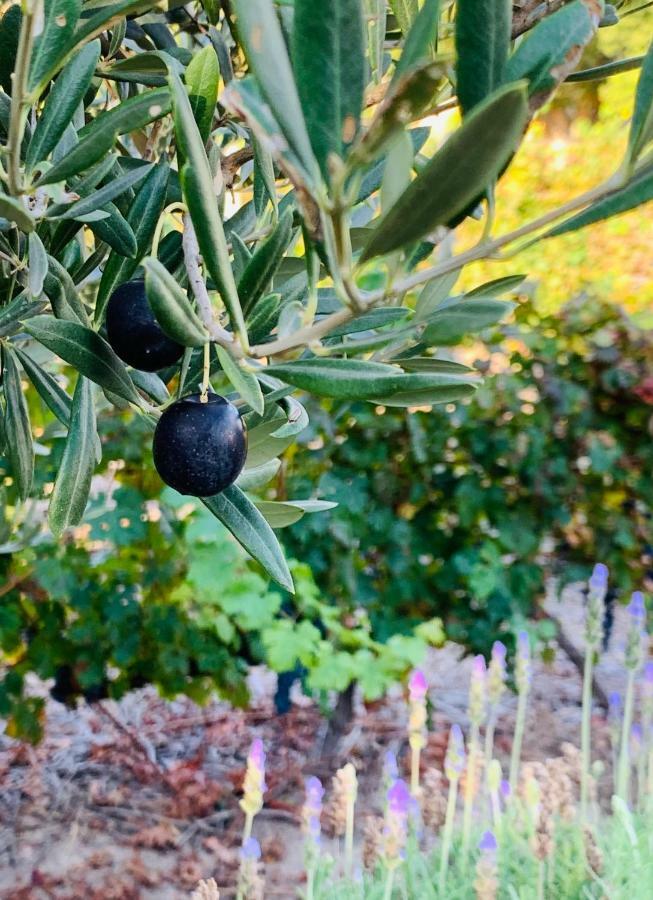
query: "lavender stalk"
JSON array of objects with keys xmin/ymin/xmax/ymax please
[
  {"xmin": 509, "ymin": 631, "xmax": 532, "ymax": 793},
  {"xmin": 581, "ymin": 563, "xmax": 608, "ymax": 819},
  {"xmin": 617, "ymin": 592, "xmax": 647, "ymax": 803}
]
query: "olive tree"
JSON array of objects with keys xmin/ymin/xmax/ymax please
[{"xmin": 0, "ymin": 0, "xmax": 652, "ymax": 595}]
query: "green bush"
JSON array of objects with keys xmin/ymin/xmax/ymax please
[{"xmin": 284, "ymin": 295, "xmax": 653, "ymax": 654}]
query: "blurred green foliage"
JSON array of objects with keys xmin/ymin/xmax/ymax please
[{"xmin": 283, "ymin": 295, "xmax": 653, "ymax": 654}]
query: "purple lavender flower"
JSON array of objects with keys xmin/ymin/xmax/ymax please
[
  {"xmin": 500, "ymin": 780, "xmax": 511, "ymax": 801},
  {"xmin": 488, "ymin": 641, "xmax": 507, "ymax": 706},
  {"xmin": 645, "ymin": 662, "xmax": 653, "ymax": 684},
  {"xmin": 408, "ymin": 668, "xmax": 428, "ymax": 702},
  {"xmin": 304, "ymin": 775, "xmax": 324, "ymax": 843},
  {"xmin": 478, "ymin": 830, "xmax": 498, "ymax": 853},
  {"xmin": 492, "ymin": 641, "xmax": 507, "ymax": 663},
  {"xmin": 468, "ymin": 655, "xmax": 487, "ymax": 725},
  {"xmin": 241, "ymin": 836, "xmax": 262, "ymax": 861},
  {"xmin": 249, "ymin": 738, "xmax": 266, "ymax": 774},
  {"xmin": 383, "ymin": 750, "xmax": 399, "ymax": 783},
  {"xmin": 589, "ymin": 563, "xmax": 609, "ymax": 591},
  {"xmin": 608, "ymin": 691, "xmax": 622, "ymax": 722},
  {"xmin": 629, "ymin": 592, "xmax": 647, "ymax": 628},
  {"xmin": 388, "ymin": 778, "xmax": 411, "ymax": 814},
  {"xmin": 382, "ymin": 778, "xmax": 410, "ymax": 866}
]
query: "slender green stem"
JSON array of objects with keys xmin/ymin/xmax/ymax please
[
  {"xmin": 484, "ymin": 710, "xmax": 497, "ymax": 772},
  {"xmin": 7, "ymin": 0, "xmax": 38, "ymax": 196},
  {"xmin": 462, "ymin": 724, "xmax": 479, "ymax": 856},
  {"xmin": 438, "ymin": 776, "xmax": 459, "ymax": 894},
  {"xmin": 617, "ymin": 670, "xmax": 637, "ymax": 803},
  {"xmin": 580, "ymin": 646, "xmax": 594, "ymax": 820},
  {"xmin": 410, "ymin": 744, "xmax": 421, "ymax": 797},
  {"xmin": 382, "ymin": 867, "xmax": 395, "ymax": 900},
  {"xmin": 509, "ymin": 688, "xmax": 528, "ymax": 793},
  {"xmin": 537, "ymin": 860, "xmax": 546, "ymax": 900},
  {"xmin": 344, "ymin": 793, "xmax": 355, "ymax": 880}
]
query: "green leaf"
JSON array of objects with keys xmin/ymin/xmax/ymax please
[
  {"xmin": 245, "ymin": 292, "xmax": 282, "ymax": 344},
  {"xmin": 143, "ymin": 257, "xmax": 208, "ymax": 348},
  {"xmin": 0, "ymin": 5, "xmax": 22, "ymax": 95},
  {"xmin": 0, "ymin": 194, "xmax": 35, "ymax": 233},
  {"xmin": 369, "ymin": 379, "xmax": 476, "ymax": 407},
  {"xmin": 26, "ymin": 41, "xmax": 100, "ymax": 169},
  {"xmin": 545, "ymin": 167, "xmax": 653, "ymax": 237},
  {"xmin": 37, "ymin": 88, "xmax": 171, "ymax": 186},
  {"xmin": 628, "ymin": 37, "xmax": 653, "ymax": 162},
  {"xmin": 397, "ymin": 357, "xmax": 474, "ymax": 374},
  {"xmin": 236, "ymin": 458, "xmax": 281, "ymax": 492},
  {"xmin": 505, "ymin": 0, "xmax": 601, "ymax": 96},
  {"xmin": 48, "ymin": 164, "xmax": 152, "ymax": 220},
  {"xmin": 255, "ymin": 498, "xmax": 337, "ymax": 529},
  {"xmin": 95, "ymin": 162, "xmax": 169, "ymax": 323},
  {"xmin": 455, "ymin": 0, "xmax": 511, "ymax": 115},
  {"xmin": 0, "ymin": 294, "xmax": 46, "ymax": 338},
  {"xmin": 48, "ymin": 376, "xmax": 96, "ymax": 536},
  {"xmin": 245, "ymin": 415, "xmax": 296, "ymax": 468},
  {"xmin": 467, "ymin": 274, "xmax": 526, "ymax": 297},
  {"xmin": 3, "ymin": 347, "xmax": 33, "ymax": 499},
  {"xmin": 88, "ymin": 203, "xmax": 138, "ymax": 259},
  {"xmin": 233, "ymin": 0, "xmax": 318, "ymax": 178},
  {"xmin": 29, "ymin": 0, "xmax": 82, "ymax": 92},
  {"xmin": 238, "ymin": 209, "xmax": 294, "ymax": 316},
  {"xmin": 202, "ymin": 484, "xmax": 294, "ymax": 591},
  {"xmin": 266, "ymin": 356, "xmax": 475, "ymax": 402},
  {"xmin": 44, "ymin": 254, "xmax": 90, "ymax": 324},
  {"xmin": 422, "ymin": 299, "xmax": 511, "ymax": 345},
  {"xmin": 169, "ymin": 70, "xmax": 247, "ymax": 342},
  {"xmin": 27, "ymin": 232, "xmax": 48, "ymax": 298},
  {"xmin": 361, "ymin": 82, "xmax": 529, "ymax": 260},
  {"xmin": 12, "ymin": 345, "xmax": 71, "ymax": 426},
  {"xmin": 393, "ymin": 0, "xmax": 439, "ymax": 83},
  {"xmin": 414, "ymin": 269, "xmax": 460, "ymax": 320},
  {"xmin": 389, "ymin": 0, "xmax": 419, "ymax": 36},
  {"xmin": 231, "ymin": 0, "xmax": 318, "ymax": 180},
  {"xmin": 23, "ymin": 316, "xmax": 141, "ymax": 405},
  {"xmin": 216, "ymin": 347, "xmax": 264, "ymax": 415},
  {"xmin": 231, "ymin": 231, "xmax": 253, "ymax": 281},
  {"xmin": 292, "ymin": 0, "xmax": 365, "ymax": 178},
  {"xmin": 185, "ymin": 44, "xmax": 220, "ymax": 144}
]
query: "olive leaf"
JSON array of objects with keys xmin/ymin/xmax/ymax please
[
  {"xmin": 95, "ymin": 162, "xmax": 169, "ymax": 323},
  {"xmin": 12, "ymin": 345, "xmax": 72, "ymax": 426},
  {"xmin": 255, "ymin": 499, "xmax": 337, "ymax": 529},
  {"xmin": 0, "ymin": 4, "xmax": 21, "ymax": 95},
  {"xmin": 265, "ymin": 356, "xmax": 476, "ymax": 403},
  {"xmin": 23, "ymin": 316, "xmax": 142, "ymax": 406},
  {"xmin": 392, "ymin": 0, "xmax": 439, "ymax": 83},
  {"xmin": 292, "ymin": 0, "xmax": 365, "ymax": 178},
  {"xmin": 29, "ymin": 0, "xmax": 82, "ymax": 93},
  {"xmin": 0, "ymin": 195, "xmax": 35, "ymax": 233},
  {"xmin": 26, "ymin": 41, "xmax": 101, "ymax": 170},
  {"xmin": 3, "ymin": 347, "xmax": 33, "ymax": 499},
  {"xmin": 185, "ymin": 44, "xmax": 220, "ymax": 144},
  {"xmin": 422, "ymin": 299, "xmax": 512, "ymax": 345},
  {"xmin": 238, "ymin": 209, "xmax": 294, "ymax": 316},
  {"xmin": 89, "ymin": 203, "xmax": 138, "ymax": 259},
  {"xmin": 361, "ymin": 82, "xmax": 529, "ymax": 260},
  {"xmin": 455, "ymin": 0, "xmax": 511, "ymax": 115},
  {"xmin": 47, "ymin": 164, "xmax": 152, "ymax": 221},
  {"xmin": 202, "ymin": 485, "xmax": 294, "ymax": 592},
  {"xmin": 216, "ymin": 347, "xmax": 264, "ymax": 415},
  {"xmin": 169, "ymin": 69, "xmax": 247, "ymax": 343},
  {"xmin": 628, "ymin": 37, "xmax": 653, "ymax": 163},
  {"xmin": 48, "ymin": 376, "xmax": 97, "ymax": 537},
  {"xmin": 143, "ymin": 257, "xmax": 208, "ymax": 348},
  {"xmin": 545, "ymin": 166, "xmax": 653, "ymax": 237},
  {"xmin": 231, "ymin": 0, "xmax": 319, "ymax": 182},
  {"xmin": 37, "ymin": 88, "xmax": 171, "ymax": 186},
  {"xmin": 27, "ymin": 233, "xmax": 48, "ymax": 298}
]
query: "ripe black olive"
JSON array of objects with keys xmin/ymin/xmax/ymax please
[
  {"xmin": 152, "ymin": 393, "xmax": 247, "ymax": 497},
  {"xmin": 105, "ymin": 279, "xmax": 184, "ymax": 372}
]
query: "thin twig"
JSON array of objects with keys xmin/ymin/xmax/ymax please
[{"xmin": 182, "ymin": 215, "xmax": 240, "ymax": 352}]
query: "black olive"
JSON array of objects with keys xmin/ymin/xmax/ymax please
[
  {"xmin": 152, "ymin": 393, "xmax": 247, "ymax": 497},
  {"xmin": 105, "ymin": 279, "xmax": 184, "ymax": 372}
]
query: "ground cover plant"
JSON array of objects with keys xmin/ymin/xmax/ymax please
[{"xmin": 188, "ymin": 567, "xmax": 653, "ymax": 899}]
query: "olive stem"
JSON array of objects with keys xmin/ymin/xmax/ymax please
[
  {"xmin": 182, "ymin": 215, "xmax": 241, "ymax": 354},
  {"xmin": 7, "ymin": 0, "xmax": 39, "ymax": 196},
  {"xmin": 151, "ymin": 202, "xmax": 187, "ymax": 259},
  {"xmin": 200, "ymin": 341, "xmax": 210, "ymax": 402}
]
